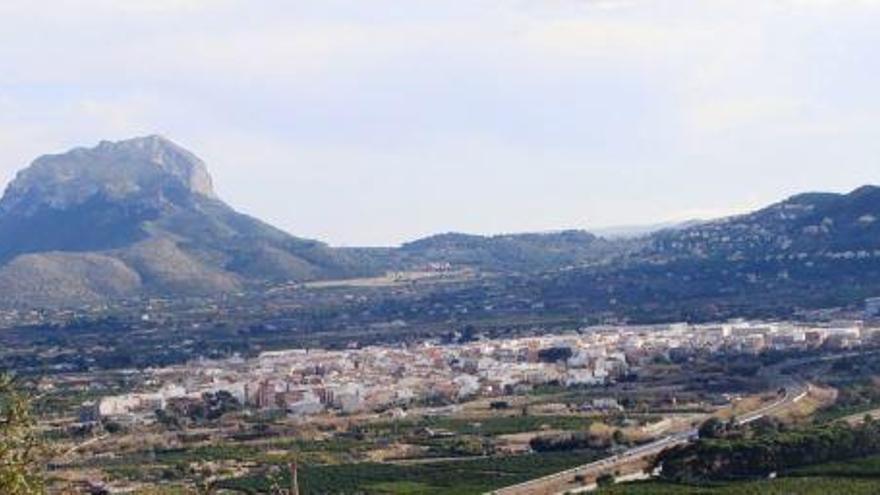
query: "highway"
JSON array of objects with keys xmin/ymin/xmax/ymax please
[
  {"xmin": 488, "ymin": 380, "xmax": 809, "ymax": 495},
  {"xmin": 487, "ymin": 350, "xmax": 869, "ymax": 494}
]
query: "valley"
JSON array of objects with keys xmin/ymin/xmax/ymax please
[{"xmin": 20, "ymin": 318, "xmax": 878, "ymax": 494}]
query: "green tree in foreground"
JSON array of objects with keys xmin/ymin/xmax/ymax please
[{"xmin": 0, "ymin": 373, "xmax": 45, "ymax": 495}]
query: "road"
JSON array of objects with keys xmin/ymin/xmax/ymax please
[
  {"xmin": 488, "ymin": 380, "xmax": 809, "ymax": 495},
  {"xmin": 488, "ymin": 350, "xmax": 875, "ymax": 495}
]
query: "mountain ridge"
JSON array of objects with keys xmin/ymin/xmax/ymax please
[{"xmin": 0, "ymin": 136, "xmax": 877, "ymax": 309}]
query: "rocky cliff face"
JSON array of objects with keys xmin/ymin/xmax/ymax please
[{"xmin": 1, "ymin": 135, "xmax": 215, "ymax": 215}]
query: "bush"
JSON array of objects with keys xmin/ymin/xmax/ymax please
[
  {"xmin": 656, "ymin": 420, "xmax": 880, "ymax": 481},
  {"xmin": 530, "ymin": 432, "xmax": 609, "ymax": 452},
  {"xmin": 596, "ymin": 473, "xmax": 615, "ymax": 486},
  {"xmin": 698, "ymin": 417, "xmax": 726, "ymax": 439}
]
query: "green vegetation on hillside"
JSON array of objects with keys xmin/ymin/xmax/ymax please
[
  {"xmin": 220, "ymin": 450, "xmax": 604, "ymax": 494},
  {"xmin": 655, "ymin": 419, "xmax": 880, "ymax": 482},
  {"xmin": 598, "ymin": 477, "xmax": 880, "ymax": 495},
  {"xmin": 605, "ymin": 452, "xmax": 880, "ymax": 494}
]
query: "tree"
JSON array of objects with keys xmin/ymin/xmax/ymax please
[
  {"xmin": 654, "ymin": 420, "xmax": 880, "ymax": 481},
  {"xmin": 698, "ymin": 417, "xmax": 726, "ymax": 439},
  {"xmin": 612, "ymin": 429, "xmax": 626, "ymax": 446},
  {"xmin": 530, "ymin": 431, "xmax": 609, "ymax": 452},
  {"xmin": 0, "ymin": 374, "xmax": 46, "ymax": 495},
  {"xmin": 596, "ymin": 473, "xmax": 615, "ymax": 487},
  {"xmin": 537, "ymin": 347, "xmax": 573, "ymax": 363}
]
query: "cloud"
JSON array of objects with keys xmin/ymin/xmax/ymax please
[
  {"xmin": 0, "ymin": 0, "xmax": 230, "ymax": 16},
  {"xmin": 0, "ymin": 0, "xmax": 879, "ymax": 244}
]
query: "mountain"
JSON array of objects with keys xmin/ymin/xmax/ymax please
[
  {"xmin": 537, "ymin": 186, "xmax": 880, "ymax": 321},
  {"xmin": 0, "ymin": 136, "xmax": 631, "ymax": 307},
  {"xmin": 394, "ymin": 230, "xmax": 622, "ymax": 272},
  {"xmin": 1, "ymin": 135, "xmax": 878, "ymax": 315},
  {"xmin": 313, "ymin": 186, "xmax": 880, "ymax": 277},
  {"xmin": 645, "ymin": 186, "xmax": 880, "ymax": 260},
  {"xmin": 0, "ymin": 136, "xmax": 373, "ymax": 306},
  {"xmin": 342, "ymin": 230, "xmax": 642, "ymax": 275}
]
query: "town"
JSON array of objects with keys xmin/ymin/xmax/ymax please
[{"xmin": 85, "ymin": 318, "xmax": 875, "ymax": 426}]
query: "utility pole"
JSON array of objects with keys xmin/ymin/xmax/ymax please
[{"xmin": 289, "ymin": 461, "xmax": 299, "ymax": 495}]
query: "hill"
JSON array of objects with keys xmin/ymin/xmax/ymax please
[
  {"xmin": 535, "ymin": 187, "xmax": 880, "ymax": 321},
  {"xmin": 646, "ymin": 186, "xmax": 880, "ymax": 261},
  {"xmin": 391, "ymin": 230, "xmax": 624, "ymax": 272}
]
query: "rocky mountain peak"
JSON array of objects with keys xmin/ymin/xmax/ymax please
[
  {"xmin": 0, "ymin": 135, "xmax": 371, "ymax": 305},
  {"xmin": 0, "ymin": 135, "xmax": 216, "ymax": 215}
]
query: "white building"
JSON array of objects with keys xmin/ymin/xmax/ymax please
[
  {"xmin": 287, "ymin": 392, "xmax": 325, "ymax": 416},
  {"xmin": 335, "ymin": 383, "xmax": 365, "ymax": 413},
  {"xmin": 454, "ymin": 374, "xmax": 480, "ymax": 399},
  {"xmin": 565, "ymin": 369, "xmax": 603, "ymax": 386}
]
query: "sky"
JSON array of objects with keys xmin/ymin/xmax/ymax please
[{"xmin": 0, "ymin": 0, "xmax": 878, "ymax": 246}]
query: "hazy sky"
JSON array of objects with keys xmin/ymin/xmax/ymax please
[{"xmin": 1, "ymin": 0, "xmax": 878, "ymax": 246}]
